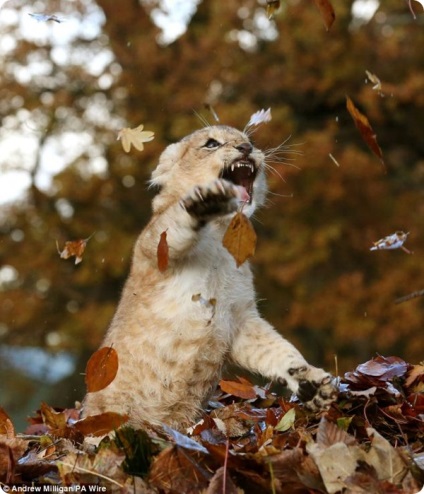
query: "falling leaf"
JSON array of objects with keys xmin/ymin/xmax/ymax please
[
  {"xmin": 370, "ymin": 231, "xmax": 411, "ymax": 253},
  {"xmin": 204, "ymin": 104, "xmax": 220, "ymax": 123},
  {"xmin": 0, "ymin": 408, "xmax": 14, "ymax": 437},
  {"xmin": 117, "ymin": 124, "xmax": 154, "ymax": 153},
  {"xmin": 266, "ymin": 0, "xmax": 281, "ymax": 19},
  {"xmin": 56, "ymin": 233, "xmax": 94, "ymax": 265},
  {"xmin": 223, "ymin": 212, "xmax": 257, "ymax": 267},
  {"xmin": 346, "ymin": 96, "xmax": 384, "ymax": 165},
  {"xmin": 28, "ymin": 13, "xmax": 63, "ymax": 23},
  {"xmin": 329, "ymin": 153, "xmax": 341, "ymax": 167},
  {"xmin": 408, "ymin": 0, "xmax": 424, "ymax": 19},
  {"xmin": 74, "ymin": 412, "xmax": 129, "ymax": 436},
  {"xmin": 246, "ymin": 108, "xmax": 272, "ymax": 128},
  {"xmin": 395, "ymin": 289, "xmax": 424, "ymax": 304},
  {"xmin": 219, "ymin": 378, "xmax": 257, "ymax": 400},
  {"xmin": 312, "ymin": 0, "xmax": 336, "ymax": 31},
  {"xmin": 157, "ymin": 230, "xmax": 169, "ymax": 273},
  {"xmin": 85, "ymin": 346, "xmax": 119, "ymax": 393},
  {"xmin": 365, "ymin": 70, "xmax": 382, "ymax": 92},
  {"xmin": 275, "ymin": 408, "xmax": 296, "ymax": 432}
]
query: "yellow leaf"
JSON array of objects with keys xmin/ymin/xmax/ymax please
[{"xmin": 117, "ymin": 124, "xmax": 154, "ymax": 153}]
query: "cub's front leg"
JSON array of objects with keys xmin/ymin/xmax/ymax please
[
  {"xmin": 231, "ymin": 315, "xmax": 338, "ymax": 411},
  {"xmin": 140, "ymin": 179, "xmax": 243, "ymax": 262}
]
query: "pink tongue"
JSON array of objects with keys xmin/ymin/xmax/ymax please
[{"xmin": 234, "ymin": 185, "xmax": 250, "ymax": 203}]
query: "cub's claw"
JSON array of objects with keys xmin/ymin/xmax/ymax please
[
  {"xmin": 180, "ymin": 179, "xmax": 241, "ymax": 221},
  {"xmin": 288, "ymin": 365, "xmax": 338, "ymax": 411}
]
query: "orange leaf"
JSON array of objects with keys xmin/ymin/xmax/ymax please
[
  {"xmin": 312, "ymin": 0, "xmax": 336, "ymax": 31},
  {"xmin": 74, "ymin": 412, "xmax": 129, "ymax": 436},
  {"xmin": 219, "ymin": 378, "xmax": 257, "ymax": 400},
  {"xmin": 85, "ymin": 346, "xmax": 119, "ymax": 393},
  {"xmin": 222, "ymin": 212, "xmax": 257, "ymax": 267},
  {"xmin": 346, "ymin": 96, "xmax": 385, "ymax": 166},
  {"xmin": 157, "ymin": 230, "xmax": 169, "ymax": 273},
  {"xmin": 0, "ymin": 407, "xmax": 15, "ymax": 437},
  {"xmin": 56, "ymin": 233, "xmax": 94, "ymax": 265}
]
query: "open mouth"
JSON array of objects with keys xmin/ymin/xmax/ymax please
[{"xmin": 220, "ymin": 159, "xmax": 257, "ymax": 203}]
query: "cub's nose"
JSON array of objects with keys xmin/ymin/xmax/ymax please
[{"xmin": 236, "ymin": 142, "xmax": 253, "ymax": 156}]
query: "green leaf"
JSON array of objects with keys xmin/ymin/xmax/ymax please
[{"xmin": 275, "ymin": 408, "xmax": 296, "ymax": 432}]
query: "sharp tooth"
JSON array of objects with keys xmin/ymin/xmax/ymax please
[{"xmin": 231, "ymin": 164, "xmax": 235, "ymax": 172}]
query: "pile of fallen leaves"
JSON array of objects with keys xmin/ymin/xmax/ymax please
[{"xmin": 1, "ymin": 355, "xmax": 423, "ymax": 493}]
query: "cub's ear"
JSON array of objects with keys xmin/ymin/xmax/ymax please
[{"xmin": 149, "ymin": 141, "xmax": 187, "ymax": 189}]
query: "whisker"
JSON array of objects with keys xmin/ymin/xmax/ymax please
[
  {"xmin": 267, "ymin": 190, "xmax": 294, "ymax": 199},
  {"xmin": 193, "ymin": 109, "xmax": 211, "ymax": 128}
]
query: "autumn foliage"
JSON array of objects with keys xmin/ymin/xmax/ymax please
[
  {"xmin": 1, "ymin": 354, "xmax": 423, "ymax": 492},
  {"xmin": 0, "ymin": 1, "xmax": 424, "ymax": 488}
]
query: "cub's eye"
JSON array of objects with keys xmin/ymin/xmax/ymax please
[{"xmin": 203, "ymin": 138, "xmax": 221, "ymax": 149}]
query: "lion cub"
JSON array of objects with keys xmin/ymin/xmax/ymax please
[{"xmin": 82, "ymin": 125, "xmax": 337, "ymax": 430}]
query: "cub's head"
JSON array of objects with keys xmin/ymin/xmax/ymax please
[{"xmin": 150, "ymin": 125, "xmax": 266, "ymax": 217}]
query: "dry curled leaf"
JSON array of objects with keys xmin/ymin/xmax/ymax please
[
  {"xmin": 219, "ymin": 378, "xmax": 257, "ymax": 400},
  {"xmin": 40, "ymin": 402, "xmax": 67, "ymax": 431},
  {"xmin": 312, "ymin": 0, "xmax": 336, "ymax": 31},
  {"xmin": 370, "ymin": 231, "xmax": 411, "ymax": 254},
  {"xmin": 346, "ymin": 96, "xmax": 384, "ymax": 166},
  {"xmin": 0, "ymin": 407, "xmax": 14, "ymax": 437},
  {"xmin": 85, "ymin": 346, "xmax": 119, "ymax": 393},
  {"xmin": 56, "ymin": 233, "xmax": 93, "ymax": 265},
  {"xmin": 223, "ymin": 212, "xmax": 257, "ymax": 267},
  {"xmin": 157, "ymin": 230, "xmax": 169, "ymax": 273},
  {"xmin": 117, "ymin": 124, "xmax": 154, "ymax": 153},
  {"xmin": 74, "ymin": 412, "xmax": 129, "ymax": 436}
]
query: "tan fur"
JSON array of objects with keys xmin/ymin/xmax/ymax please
[{"xmin": 82, "ymin": 125, "xmax": 337, "ymax": 430}]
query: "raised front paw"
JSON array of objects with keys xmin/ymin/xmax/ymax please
[
  {"xmin": 286, "ymin": 365, "xmax": 338, "ymax": 411},
  {"xmin": 180, "ymin": 179, "xmax": 247, "ymax": 221}
]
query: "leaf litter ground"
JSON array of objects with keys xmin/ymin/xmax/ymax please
[{"xmin": 1, "ymin": 355, "xmax": 423, "ymax": 493}]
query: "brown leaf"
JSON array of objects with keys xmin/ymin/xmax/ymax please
[
  {"xmin": 219, "ymin": 378, "xmax": 257, "ymax": 400},
  {"xmin": 365, "ymin": 428, "xmax": 407, "ymax": 484},
  {"xmin": 346, "ymin": 96, "xmax": 384, "ymax": 165},
  {"xmin": 149, "ymin": 446, "xmax": 211, "ymax": 493},
  {"xmin": 223, "ymin": 212, "xmax": 257, "ymax": 267},
  {"xmin": 206, "ymin": 466, "xmax": 242, "ymax": 494},
  {"xmin": 74, "ymin": 412, "xmax": 129, "ymax": 436},
  {"xmin": 157, "ymin": 230, "xmax": 169, "ymax": 273},
  {"xmin": 405, "ymin": 364, "xmax": 424, "ymax": 389},
  {"xmin": 312, "ymin": 0, "xmax": 336, "ymax": 30},
  {"xmin": 316, "ymin": 417, "xmax": 357, "ymax": 448},
  {"xmin": 0, "ymin": 408, "xmax": 15, "ymax": 437},
  {"xmin": 40, "ymin": 402, "xmax": 67, "ymax": 430},
  {"xmin": 85, "ymin": 346, "xmax": 119, "ymax": 393},
  {"xmin": 56, "ymin": 233, "xmax": 94, "ymax": 265}
]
